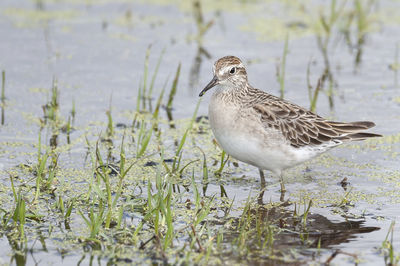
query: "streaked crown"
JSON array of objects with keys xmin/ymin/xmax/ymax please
[{"xmin": 214, "ymin": 56, "xmax": 247, "ymax": 82}]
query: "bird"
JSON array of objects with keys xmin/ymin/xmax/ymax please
[{"xmin": 199, "ymin": 55, "xmax": 381, "ymax": 193}]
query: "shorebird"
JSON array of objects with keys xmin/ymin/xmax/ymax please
[{"xmin": 199, "ymin": 56, "xmax": 381, "ymax": 193}]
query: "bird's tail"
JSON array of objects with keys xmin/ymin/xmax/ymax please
[
  {"xmin": 328, "ymin": 121, "xmax": 382, "ymax": 141},
  {"xmin": 338, "ymin": 132, "xmax": 382, "ymax": 141}
]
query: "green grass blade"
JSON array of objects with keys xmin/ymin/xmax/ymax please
[
  {"xmin": 167, "ymin": 63, "xmax": 181, "ymax": 109},
  {"xmin": 148, "ymin": 48, "xmax": 165, "ymax": 98},
  {"xmin": 142, "ymin": 45, "xmax": 151, "ymax": 98}
]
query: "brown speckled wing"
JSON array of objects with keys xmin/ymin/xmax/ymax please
[{"xmin": 252, "ymin": 96, "xmax": 380, "ymax": 148}]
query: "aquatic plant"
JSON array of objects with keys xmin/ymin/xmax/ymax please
[{"xmin": 277, "ymin": 34, "xmax": 289, "ymax": 99}]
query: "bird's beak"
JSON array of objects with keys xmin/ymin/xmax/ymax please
[{"xmin": 199, "ymin": 75, "xmax": 218, "ymax": 97}]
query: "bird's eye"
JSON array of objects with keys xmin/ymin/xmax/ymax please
[{"xmin": 229, "ymin": 67, "xmax": 236, "ymax": 74}]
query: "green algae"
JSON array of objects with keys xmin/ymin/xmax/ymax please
[{"xmin": 3, "ymin": 7, "xmax": 80, "ymax": 28}]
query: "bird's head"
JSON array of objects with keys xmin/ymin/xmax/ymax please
[{"xmin": 199, "ymin": 56, "xmax": 247, "ymax": 97}]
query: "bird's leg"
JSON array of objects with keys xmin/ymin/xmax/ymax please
[
  {"xmin": 279, "ymin": 172, "xmax": 286, "ymax": 202},
  {"xmin": 279, "ymin": 173, "xmax": 286, "ymax": 192},
  {"xmin": 280, "ymin": 188, "xmax": 285, "ymax": 202},
  {"xmin": 259, "ymin": 168, "xmax": 266, "ymax": 187},
  {"xmin": 258, "ymin": 168, "xmax": 266, "ymax": 205},
  {"xmin": 280, "ymin": 181, "xmax": 286, "ymax": 192}
]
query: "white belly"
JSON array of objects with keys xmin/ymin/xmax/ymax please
[
  {"xmin": 208, "ymin": 94, "xmax": 322, "ymax": 174},
  {"xmin": 212, "ymin": 127, "xmax": 303, "ymax": 174}
]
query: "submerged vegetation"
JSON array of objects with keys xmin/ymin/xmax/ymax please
[{"xmin": 0, "ymin": 0, "xmax": 399, "ymax": 265}]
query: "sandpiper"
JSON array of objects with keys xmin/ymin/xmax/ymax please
[{"xmin": 199, "ymin": 56, "xmax": 381, "ymax": 192}]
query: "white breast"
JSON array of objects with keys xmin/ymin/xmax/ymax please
[{"xmin": 208, "ymin": 92, "xmax": 326, "ymax": 175}]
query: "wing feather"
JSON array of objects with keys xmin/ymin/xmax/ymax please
[{"xmin": 252, "ymin": 96, "xmax": 380, "ymax": 148}]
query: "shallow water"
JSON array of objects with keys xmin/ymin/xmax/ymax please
[{"xmin": 1, "ymin": 0, "xmax": 400, "ymax": 265}]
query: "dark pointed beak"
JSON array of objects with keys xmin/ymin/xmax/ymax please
[{"xmin": 199, "ymin": 76, "xmax": 218, "ymax": 97}]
